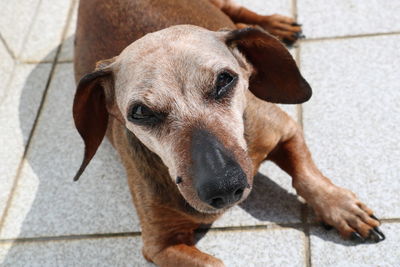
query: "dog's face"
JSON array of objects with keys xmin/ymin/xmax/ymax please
[
  {"xmin": 113, "ymin": 26, "xmax": 253, "ymax": 213},
  {"xmin": 73, "ymin": 25, "xmax": 311, "ymax": 213}
]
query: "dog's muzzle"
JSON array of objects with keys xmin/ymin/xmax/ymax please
[{"xmin": 191, "ymin": 129, "xmax": 248, "ymax": 209}]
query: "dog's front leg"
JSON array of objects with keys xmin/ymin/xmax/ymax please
[
  {"xmin": 268, "ymin": 127, "xmax": 385, "ymax": 242},
  {"xmin": 139, "ymin": 208, "xmax": 224, "ymax": 267},
  {"xmin": 148, "ymin": 243, "xmax": 224, "ymax": 267}
]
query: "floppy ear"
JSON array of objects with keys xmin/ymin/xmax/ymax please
[
  {"xmin": 72, "ymin": 58, "xmax": 116, "ymax": 181},
  {"xmin": 225, "ymin": 27, "xmax": 312, "ymax": 104}
]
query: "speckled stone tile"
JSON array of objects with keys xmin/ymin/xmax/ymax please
[
  {"xmin": 298, "ymin": 0, "xmax": 400, "ymax": 39},
  {"xmin": 197, "ymin": 228, "xmax": 306, "ymax": 267},
  {"xmin": 310, "ymin": 223, "xmax": 399, "ymax": 267},
  {"xmin": 0, "ymin": 236, "xmax": 153, "ymax": 267},
  {"xmin": 19, "ymin": 0, "xmax": 73, "ymax": 61},
  {"xmin": 236, "ymin": 0, "xmax": 292, "ymax": 16},
  {"xmin": 0, "ymin": 63, "xmax": 139, "ymax": 239},
  {"xmin": 0, "ymin": 40, "xmax": 15, "ymax": 98},
  {"xmin": 0, "ymin": 63, "xmax": 51, "ymax": 219},
  {"xmin": 0, "ymin": 0, "xmax": 40, "ymax": 57},
  {"xmin": 59, "ymin": 1, "xmax": 77, "ymax": 62},
  {"xmin": 301, "ymin": 35, "xmax": 400, "ymax": 219}
]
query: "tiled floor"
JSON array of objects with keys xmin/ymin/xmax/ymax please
[{"xmin": 0, "ymin": 0, "xmax": 399, "ymax": 266}]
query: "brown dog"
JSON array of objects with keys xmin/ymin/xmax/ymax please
[{"xmin": 73, "ymin": 0, "xmax": 385, "ymax": 266}]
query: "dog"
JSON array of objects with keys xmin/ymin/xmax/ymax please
[{"xmin": 72, "ymin": 0, "xmax": 385, "ymax": 266}]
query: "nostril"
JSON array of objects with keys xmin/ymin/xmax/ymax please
[
  {"xmin": 175, "ymin": 176, "xmax": 183, "ymax": 184},
  {"xmin": 234, "ymin": 188, "xmax": 244, "ymax": 200},
  {"xmin": 210, "ymin": 197, "xmax": 225, "ymax": 209}
]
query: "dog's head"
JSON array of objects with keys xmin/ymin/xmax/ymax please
[{"xmin": 72, "ymin": 25, "xmax": 311, "ymax": 213}]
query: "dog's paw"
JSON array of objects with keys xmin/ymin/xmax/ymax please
[
  {"xmin": 257, "ymin": 14, "xmax": 303, "ymax": 44},
  {"xmin": 310, "ymin": 186, "xmax": 385, "ymax": 243}
]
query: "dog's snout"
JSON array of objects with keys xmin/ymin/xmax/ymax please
[{"xmin": 191, "ymin": 129, "xmax": 247, "ymax": 209}]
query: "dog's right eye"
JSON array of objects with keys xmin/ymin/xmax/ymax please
[
  {"xmin": 128, "ymin": 104, "xmax": 164, "ymax": 125},
  {"xmin": 214, "ymin": 70, "xmax": 237, "ymax": 100}
]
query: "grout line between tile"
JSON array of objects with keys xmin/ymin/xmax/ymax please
[
  {"xmin": 0, "ymin": 60, "xmax": 17, "ymax": 107},
  {"xmin": 292, "ymin": 0, "xmax": 304, "ymax": 129},
  {"xmin": 16, "ymin": 60, "xmax": 73, "ymax": 65},
  {"xmin": 291, "ymin": 0, "xmax": 297, "ymax": 18},
  {"xmin": 0, "ymin": 33, "xmax": 17, "ymax": 60},
  {"xmin": 295, "ymin": 45, "xmax": 304, "ymax": 128},
  {"xmin": 204, "ymin": 222, "xmax": 304, "ymax": 233},
  {"xmin": 0, "ymin": 0, "xmax": 77, "ymax": 234},
  {"xmin": 292, "ymin": 2, "xmax": 310, "ymax": 266},
  {"xmin": 381, "ymin": 218, "xmax": 400, "ymax": 223},
  {"xmin": 0, "ymin": 223, "xmax": 304, "ymax": 244},
  {"xmin": 301, "ymin": 31, "xmax": 400, "ymax": 43},
  {"xmin": 1, "ymin": 218, "xmax": 399, "ymax": 244},
  {"xmin": 0, "ymin": 232, "xmax": 142, "ymax": 245},
  {"xmin": 301, "ymin": 204, "xmax": 311, "ymax": 267},
  {"xmin": 55, "ymin": 60, "xmax": 74, "ymax": 64}
]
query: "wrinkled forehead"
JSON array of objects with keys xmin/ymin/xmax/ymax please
[
  {"xmin": 113, "ymin": 26, "xmax": 238, "ymax": 108},
  {"xmin": 119, "ymin": 25, "xmax": 229, "ymax": 62}
]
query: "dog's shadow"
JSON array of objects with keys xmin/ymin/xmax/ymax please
[
  {"xmin": 1, "ymin": 36, "xmax": 364, "ymax": 266},
  {"xmin": 240, "ymin": 172, "xmax": 300, "ymax": 222},
  {"xmin": 195, "ymin": 171, "xmax": 304, "ymax": 241}
]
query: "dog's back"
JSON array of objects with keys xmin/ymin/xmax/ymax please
[{"xmin": 74, "ymin": 0, "xmax": 235, "ymax": 81}]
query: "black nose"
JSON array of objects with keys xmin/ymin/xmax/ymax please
[{"xmin": 191, "ymin": 129, "xmax": 248, "ymax": 209}]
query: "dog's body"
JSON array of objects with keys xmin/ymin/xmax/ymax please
[{"xmin": 73, "ymin": 0, "xmax": 384, "ymax": 266}]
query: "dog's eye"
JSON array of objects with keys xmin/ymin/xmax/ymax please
[
  {"xmin": 215, "ymin": 71, "xmax": 237, "ymax": 100},
  {"xmin": 128, "ymin": 104, "xmax": 163, "ymax": 125}
]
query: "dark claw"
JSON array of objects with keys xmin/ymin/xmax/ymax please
[
  {"xmin": 369, "ymin": 227, "xmax": 385, "ymax": 242},
  {"xmin": 282, "ymin": 38, "xmax": 295, "ymax": 48},
  {"xmin": 321, "ymin": 222, "xmax": 333, "ymax": 230},
  {"xmin": 293, "ymin": 32, "xmax": 306, "ymax": 40},
  {"xmin": 370, "ymin": 214, "xmax": 381, "ymax": 223},
  {"xmin": 350, "ymin": 232, "xmax": 365, "ymax": 243},
  {"xmin": 291, "ymin": 22, "xmax": 302, "ymax": 26},
  {"xmin": 298, "ymin": 33, "xmax": 306, "ymax": 39}
]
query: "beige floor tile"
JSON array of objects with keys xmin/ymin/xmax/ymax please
[
  {"xmin": 298, "ymin": 0, "xmax": 400, "ymax": 39},
  {"xmin": 310, "ymin": 223, "xmax": 399, "ymax": 267},
  {"xmin": 0, "ymin": 40, "xmax": 15, "ymax": 98},
  {"xmin": 19, "ymin": 0, "xmax": 73, "ymax": 61},
  {"xmin": 0, "ymin": 0, "xmax": 40, "ymax": 57},
  {"xmin": 0, "ymin": 236, "xmax": 153, "ymax": 267},
  {"xmin": 301, "ymin": 35, "xmax": 400, "ymax": 219},
  {"xmin": 0, "ymin": 63, "xmax": 51, "ymax": 218},
  {"xmin": 197, "ymin": 228, "xmax": 306, "ymax": 267}
]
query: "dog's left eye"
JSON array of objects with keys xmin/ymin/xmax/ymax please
[{"xmin": 214, "ymin": 71, "xmax": 237, "ymax": 100}]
